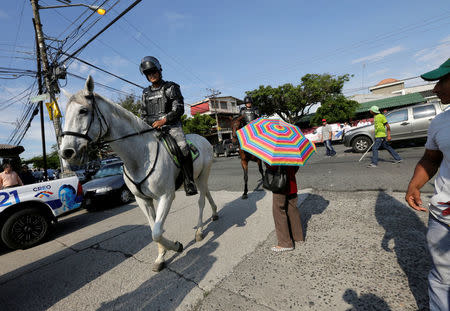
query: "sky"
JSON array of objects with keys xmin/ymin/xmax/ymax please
[{"xmin": 0, "ymin": 0, "xmax": 449, "ymax": 159}]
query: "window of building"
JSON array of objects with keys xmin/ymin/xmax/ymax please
[
  {"xmin": 413, "ymin": 105, "xmax": 436, "ymax": 119},
  {"xmin": 386, "ymin": 109, "xmax": 408, "ymax": 123},
  {"xmin": 210, "ymin": 101, "xmax": 218, "ymax": 109},
  {"xmin": 220, "ymin": 101, "xmax": 228, "ymax": 109}
]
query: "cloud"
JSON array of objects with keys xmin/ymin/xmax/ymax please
[
  {"xmin": 164, "ymin": 11, "xmax": 190, "ymax": 29},
  {"xmin": 413, "ymin": 35, "xmax": 450, "ymax": 66},
  {"xmin": 368, "ymin": 68, "xmax": 389, "ymax": 78},
  {"xmin": 352, "ymin": 46, "xmax": 405, "ymax": 64},
  {"xmin": 0, "ymin": 9, "xmax": 8, "ymax": 19},
  {"xmin": 102, "ymin": 55, "xmax": 129, "ymax": 68}
]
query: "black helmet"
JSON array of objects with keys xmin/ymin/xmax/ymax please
[
  {"xmin": 244, "ymin": 96, "xmax": 252, "ymax": 104},
  {"xmin": 140, "ymin": 56, "xmax": 162, "ymax": 75}
]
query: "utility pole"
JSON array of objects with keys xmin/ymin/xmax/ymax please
[
  {"xmin": 33, "ymin": 17, "xmax": 48, "ymax": 181},
  {"xmin": 30, "ymin": 0, "xmax": 66, "ymax": 173},
  {"xmin": 206, "ymin": 88, "xmax": 222, "ymax": 142}
]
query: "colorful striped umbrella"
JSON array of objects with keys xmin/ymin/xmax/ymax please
[{"xmin": 236, "ymin": 118, "xmax": 316, "ymax": 166}]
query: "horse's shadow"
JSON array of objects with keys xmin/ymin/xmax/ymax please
[
  {"xmin": 98, "ymin": 190, "xmax": 266, "ymax": 310},
  {"xmin": 375, "ymin": 191, "xmax": 430, "ymax": 310}
]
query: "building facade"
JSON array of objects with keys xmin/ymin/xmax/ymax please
[{"xmin": 190, "ymin": 96, "xmax": 242, "ymax": 144}]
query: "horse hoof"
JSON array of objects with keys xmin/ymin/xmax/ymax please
[
  {"xmin": 176, "ymin": 241, "xmax": 184, "ymax": 253},
  {"xmin": 195, "ymin": 232, "xmax": 203, "ymax": 242},
  {"xmin": 152, "ymin": 262, "xmax": 165, "ymax": 272},
  {"xmin": 211, "ymin": 214, "xmax": 219, "ymax": 221},
  {"xmin": 242, "ymin": 194, "xmax": 248, "ymax": 199}
]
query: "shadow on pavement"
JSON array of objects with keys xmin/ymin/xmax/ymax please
[
  {"xmin": 343, "ymin": 288, "xmax": 392, "ymax": 311},
  {"xmin": 375, "ymin": 191, "xmax": 430, "ymax": 310},
  {"xmin": 98, "ymin": 190, "xmax": 266, "ymax": 311},
  {"xmin": 299, "ymin": 193, "xmax": 329, "ymax": 239},
  {"xmin": 0, "ymin": 204, "xmax": 137, "ymax": 255},
  {"xmin": 0, "ymin": 225, "xmax": 150, "ymax": 311}
]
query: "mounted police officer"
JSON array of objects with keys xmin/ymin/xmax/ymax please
[
  {"xmin": 139, "ymin": 56, "xmax": 197, "ymax": 196},
  {"xmin": 239, "ymin": 96, "xmax": 259, "ymax": 126}
]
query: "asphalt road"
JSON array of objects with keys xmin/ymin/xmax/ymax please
[{"xmin": 208, "ymin": 141, "xmax": 434, "ymax": 194}]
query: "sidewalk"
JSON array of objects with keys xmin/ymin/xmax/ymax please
[
  {"xmin": 0, "ymin": 189, "xmax": 430, "ymax": 311},
  {"xmin": 196, "ymin": 190, "xmax": 430, "ymax": 311}
]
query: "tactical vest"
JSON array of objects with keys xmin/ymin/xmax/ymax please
[
  {"xmin": 240, "ymin": 107, "xmax": 258, "ymax": 124},
  {"xmin": 142, "ymin": 81, "xmax": 177, "ymax": 124}
]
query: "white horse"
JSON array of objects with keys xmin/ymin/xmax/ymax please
[{"xmin": 60, "ymin": 76, "xmax": 218, "ymax": 272}]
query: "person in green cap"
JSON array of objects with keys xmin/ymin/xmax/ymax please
[
  {"xmin": 367, "ymin": 105, "xmax": 402, "ymax": 168},
  {"xmin": 405, "ymin": 58, "xmax": 450, "ymax": 311}
]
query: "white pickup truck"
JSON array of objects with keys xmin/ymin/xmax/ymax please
[{"xmin": 0, "ymin": 176, "xmax": 83, "ymax": 250}]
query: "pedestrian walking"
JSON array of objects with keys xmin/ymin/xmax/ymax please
[
  {"xmin": 266, "ymin": 164, "xmax": 304, "ymax": 252},
  {"xmin": 367, "ymin": 105, "xmax": 402, "ymax": 168},
  {"xmin": 405, "ymin": 58, "xmax": 450, "ymax": 311},
  {"xmin": 0, "ymin": 163, "xmax": 23, "ymax": 189},
  {"xmin": 320, "ymin": 119, "xmax": 336, "ymax": 156}
]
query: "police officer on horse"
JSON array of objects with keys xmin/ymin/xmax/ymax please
[
  {"xmin": 239, "ymin": 96, "xmax": 259, "ymax": 125},
  {"xmin": 139, "ymin": 56, "xmax": 197, "ymax": 196}
]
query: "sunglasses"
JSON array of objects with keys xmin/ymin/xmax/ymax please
[{"xmin": 146, "ymin": 69, "xmax": 160, "ymax": 75}]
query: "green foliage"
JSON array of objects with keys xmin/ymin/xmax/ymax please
[
  {"xmin": 24, "ymin": 144, "xmax": 60, "ymax": 169},
  {"xmin": 311, "ymin": 95, "xmax": 359, "ymax": 125},
  {"xmin": 119, "ymin": 94, "xmax": 141, "ymax": 117},
  {"xmin": 182, "ymin": 114, "xmax": 216, "ymax": 136},
  {"xmin": 247, "ymin": 73, "xmax": 357, "ymax": 125}
]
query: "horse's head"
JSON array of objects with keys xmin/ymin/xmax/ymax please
[{"xmin": 60, "ymin": 76, "xmax": 106, "ymax": 165}]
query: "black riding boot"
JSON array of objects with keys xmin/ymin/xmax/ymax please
[{"xmin": 182, "ymin": 152, "xmax": 197, "ymax": 196}]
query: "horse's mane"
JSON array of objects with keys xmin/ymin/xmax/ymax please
[{"xmin": 67, "ymin": 90, "xmax": 149, "ymax": 134}]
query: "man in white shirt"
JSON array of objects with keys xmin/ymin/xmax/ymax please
[{"xmin": 406, "ymin": 58, "xmax": 450, "ymax": 311}]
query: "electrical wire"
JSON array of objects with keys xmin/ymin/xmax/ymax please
[{"xmin": 67, "ymin": 71, "xmax": 139, "ymax": 98}]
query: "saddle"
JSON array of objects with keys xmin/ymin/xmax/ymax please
[{"xmin": 159, "ymin": 131, "xmax": 200, "ymax": 190}]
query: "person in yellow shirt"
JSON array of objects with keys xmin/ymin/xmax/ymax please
[
  {"xmin": 0, "ymin": 163, "xmax": 23, "ymax": 189},
  {"xmin": 367, "ymin": 105, "xmax": 402, "ymax": 168}
]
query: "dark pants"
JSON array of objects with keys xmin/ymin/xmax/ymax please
[
  {"xmin": 272, "ymin": 193, "xmax": 304, "ymax": 248},
  {"xmin": 324, "ymin": 139, "xmax": 336, "ymax": 156},
  {"xmin": 371, "ymin": 137, "xmax": 401, "ymax": 165}
]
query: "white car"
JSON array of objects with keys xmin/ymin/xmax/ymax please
[
  {"xmin": 305, "ymin": 123, "xmax": 345, "ymax": 143},
  {"xmin": 0, "ymin": 176, "xmax": 83, "ymax": 249}
]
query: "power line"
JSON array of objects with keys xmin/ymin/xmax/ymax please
[
  {"xmin": 67, "ymin": 71, "xmax": 140, "ymax": 98},
  {"xmin": 8, "ymin": 0, "xmax": 27, "ymax": 68},
  {"xmin": 61, "ymin": 0, "xmax": 143, "ymax": 63},
  {"xmin": 48, "ymin": 46, "xmax": 144, "ymax": 88}
]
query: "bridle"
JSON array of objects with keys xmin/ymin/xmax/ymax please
[
  {"xmin": 61, "ymin": 92, "xmax": 155, "ymax": 146},
  {"xmin": 61, "ymin": 93, "xmax": 108, "ymax": 143}
]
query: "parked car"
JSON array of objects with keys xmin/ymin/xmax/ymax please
[
  {"xmin": 343, "ymin": 102, "xmax": 445, "ymax": 153},
  {"xmin": 213, "ymin": 139, "xmax": 239, "ymax": 157},
  {"xmin": 0, "ymin": 176, "xmax": 83, "ymax": 249},
  {"xmin": 82, "ymin": 161, "xmax": 133, "ymax": 209}
]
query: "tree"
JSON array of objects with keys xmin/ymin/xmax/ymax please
[
  {"xmin": 119, "ymin": 94, "xmax": 141, "ymax": 117},
  {"xmin": 24, "ymin": 144, "xmax": 60, "ymax": 169},
  {"xmin": 311, "ymin": 94, "xmax": 359, "ymax": 125},
  {"xmin": 182, "ymin": 114, "xmax": 216, "ymax": 136},
  {"xmin": 246, "ymin": 73, "xmax": 357, "ymax": 125}
]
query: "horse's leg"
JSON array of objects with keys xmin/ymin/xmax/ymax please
[
  {"xmin": 257, "ymin": 159, "xmax": 264, "ymax": 180},
  {"xmin": 241, "ymin": 158, "xmax": 249, "ymax": 199},
  {"xmin": 135, "ymin": 196, "xmax": 167, "ymax": 272},
  {"xmin": 195, "ymin": 189, "xmax": 206, "ymax": 242},
  {"xmin": 194, "ymin": 164, "xmax": 219, "ymax": 242},
  {"xmin": 152, "ymin": 192, "xmax": 182, "ymax": 252}
]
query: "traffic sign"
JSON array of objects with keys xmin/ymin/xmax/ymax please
[{"xmin": 30, "ymin": 93, "xmax": 49, "ymax": 103}]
